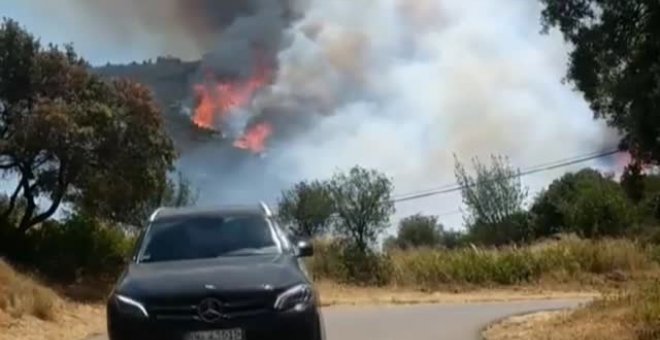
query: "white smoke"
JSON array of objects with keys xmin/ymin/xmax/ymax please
[
  {"xmin": 1, "ymin": 0, "xmax": 621, "ymax": 231},
  {"xmin": 240, "ymin": 0, "xmax": 619, "ymax": 230}
]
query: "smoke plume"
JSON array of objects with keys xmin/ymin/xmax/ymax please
[
  {"xmin": 208, "ymin": 0, "xmax": 620, "ymax": 229},
  {"xmin": 25, "ymin": 0, "xmax": 305, "ymax": 62},
  {"xmin": 6, "ymin": 0, "xmax": 621, "ymax": 230}
]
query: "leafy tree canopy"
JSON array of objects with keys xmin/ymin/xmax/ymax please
[
  {"xmin": 394, "ymin": 214, "xmax": 444, "ymax": 249},
  {"xmin": 277, "ymin": 180, "xmax": 334, "ymax": 238},
  {"xmin": 327, "ymin": 166, "xmax": 395, "ymax": 254},
  {"xmin": 0, "ymin": 19, "xmax": 176, "ymax": 231},
  {"xmin": 540, "ymin": 1, "xmax": 660, "ymax": 162},
  {"xmin": 531, "ymin": 168, "xmax": 633, "ymax": 238}
]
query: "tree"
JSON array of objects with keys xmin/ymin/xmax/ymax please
[
  {"xmin": 539, "ymin": 1, "xmax": 660, "ymax": 163},
  {"xmin": 394, "ymin": 214, "xmax": 443, "ymax": 249},
  {"xmin": 621, "ymin": 161, "xmax": 646, "ymax": 204},
  {"xmin": 327, "ymin": 166, "xmax": 395, "ymax": 254},
  {"xmin": 530, "ymin": 168, "xmax": 603, "ymax": 238},
  {"xmin": 454, "ymin": 155, "xmax": 529, "ymax": 245},
  {"xmin": 277, "ymin": 180, "xmax": 334, "ymax": 238},
  {"xmin": 531, "ymin": 168, "xmax": 633, "ymax": 238},
  {"xmin": 0, "ymin": 19, "xmax": 176, "ymax": 231}
]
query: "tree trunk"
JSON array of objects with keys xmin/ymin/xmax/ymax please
[
  {"xmin": 1, "ymin": 183, "xmax": 21, "ymax": 219},
  {"xmin": 18, "ymin": 199, "xmax": 35, "ymax": 233}
]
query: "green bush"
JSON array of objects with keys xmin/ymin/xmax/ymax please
[
  {"xmin": 308, "ymin": 239, "xmax": 391, "ymax": 286},
  {"xmin": 530, "ymin": 169, "xmax": 634, "ymax": 239},
  {"xmin": 28, "ymin": 215, "xmax": 135, "ymax": 283}
]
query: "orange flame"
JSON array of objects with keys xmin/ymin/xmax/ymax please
[
  {"xmin": 233, "ymin": 122, "xmax": 273, "ymax": 154},
  {"xmin": 192, "ymin": 56, "xmax": 273, "ymax": 131}
]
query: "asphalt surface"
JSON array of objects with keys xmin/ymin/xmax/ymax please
[{"xmin": 87, "ymin": 298, "xmax": 587, "ymax": 340}]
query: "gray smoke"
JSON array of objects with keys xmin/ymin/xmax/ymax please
[
  {"xmin": 204, "ymin": 0, "xmax": 621, "ymax": 230},
  {"xmin": 4, "ymin": 0, "xmax": 622, "ymax": 230},
  {"xmin": 19, "ymin": 0, "xmax": 306, "ymax": 62}
]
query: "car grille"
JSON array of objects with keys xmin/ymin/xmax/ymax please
[{"xmin": 147, "ymin": 294, "xmax": 276, "ymax": 322}]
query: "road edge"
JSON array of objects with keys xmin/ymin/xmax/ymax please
[{"xmin": 478, "ymin": 303, "xmax": 588, "ymax": 340}]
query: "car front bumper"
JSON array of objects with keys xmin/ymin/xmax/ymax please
[{"xmin": 107, "ymin": 304, "xmax": 324, "ymax": 340}]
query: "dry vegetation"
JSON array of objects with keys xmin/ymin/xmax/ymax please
[
  {"xmin": 0, "ymin": 259, "xmax": 104, "ymax": 340},
  {"xmin": 483, "ymin": 280, "xmax": 660, "ymax": 340},
  {"xmin": 1, "ymin": 236, "xmax": 658, "ymax": 339},
  {"xmin": 0, "ymin": 260, "xmax": 57, "ymax": 321},
  {"xmin": 310, "ymin": 235, "xmax": 659, "ymax": 290}
]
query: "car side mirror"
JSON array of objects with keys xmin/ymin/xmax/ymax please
[{"xmin": 296, "ymin": 240, "xmax": 314, "ymax": 258}]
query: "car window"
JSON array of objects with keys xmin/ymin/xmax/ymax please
[{"xmin": 138, "ymin": 214, "xmax": 280, "ymax": 263}]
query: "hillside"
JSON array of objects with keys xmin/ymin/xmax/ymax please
[{"xmin": 93, "ymin": 57, "xmax": 219, "ymax": 154}]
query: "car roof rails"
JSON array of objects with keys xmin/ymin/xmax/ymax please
[{"xmin": 259, "ymin": 201, "xmax": 273, "ymax": 217}]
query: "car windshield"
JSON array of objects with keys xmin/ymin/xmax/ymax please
[{"xmin": 138, "ymin": 214, "xmax": 280, "ymax": 263}]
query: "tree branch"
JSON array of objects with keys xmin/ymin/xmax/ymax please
[
  {"xmin": 24, "ymin": 158, "xmax": 71, "ymax": 231},
  {"xmin": 18, "ymin": 165, "xmax": 36, "ymax": 232}
]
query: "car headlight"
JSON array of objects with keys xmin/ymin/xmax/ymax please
[
  {"xmin": 113, "ymin": 294, "xmax": 149, "ymax": 318},
  {"xmin": 274, "ymin": 284, "xmax": 314, "ymax": 311}
]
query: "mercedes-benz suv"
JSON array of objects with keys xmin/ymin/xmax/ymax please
[{"xmin": 106, "ymin": 203, "xmax": 324, "ymax": 340}]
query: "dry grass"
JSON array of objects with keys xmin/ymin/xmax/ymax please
[
  {"xmin": 0, "ymin": 260, "xmax": 57, "ymax": 321},
  {"xmin": 0, "ymin": 259, "xmax": 105, "ymax": 340},
  {"xmin": 315, "ymin": 281, "xmax": 599, "ymax": 307},
  {"xmin": 483, "ymin": 280, "xmax": 660, "ymax": 340},
  {"xmin": 310, "ymin": 236, "xmax": 659, "ymax": 290}
]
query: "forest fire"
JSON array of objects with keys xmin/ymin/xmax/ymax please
[
  {"xmin": 233, "ymin": 122, "xmax": 273, "ymax": 154},
  {"xmin": 192, "ymin": 57, "xmax": 274, "ymax": 153}
]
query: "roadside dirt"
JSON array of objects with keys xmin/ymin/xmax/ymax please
[
  {"xmin": 315, "ymin": 281, "xmax": 599, "ymax": 306},
  {"xmin": 482, "ymin": 304, "xmax": 635, "ymax": 340}
]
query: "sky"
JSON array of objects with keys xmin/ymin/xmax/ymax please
[{"xmin": 0, "ymin": 0, "xmax": 624, "ymax": 233}]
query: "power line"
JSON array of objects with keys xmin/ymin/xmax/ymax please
[
  {"xmin": 393, "ymin": 148, "xmax": 622, "ymax": 203},
  {"xmin": 396, "ymin": 148, "xmax": 619, "ymax": 199}
]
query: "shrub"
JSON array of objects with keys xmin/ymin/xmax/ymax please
[
  {"xmin": 308, "ymin": 239, "xmax": 391, "ymax": 286},
  {"xmin": 530, "ymin": 169, "xmax": 634, "ymax": 239},
  {"xmin": 29, "ymin": 214, "xmax": 135, "ymax": 283},
  {"xmin": 311, "ymin": 235, "xmax": 656, "ymax": 289}
]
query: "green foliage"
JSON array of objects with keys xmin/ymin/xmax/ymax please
[
  {"xmin": 539, "ymin": 1, "xmax": 660, "ymax": 164},
  {"xmin": 621, "ymin": 161, "xmax": 646, "ymax": 204},
  {"xmin": 392, "ymin": 214, "xmax": 444, "ymax": 249},
  {"xmin": 633, "ymin": 174, "xmax": 660, "ymax": 226},
  {"xmin": 28, "ymin": 215, "xmax": 134, "ymax": 283},
  {"xmin": 531, "ymin": 169, "xmax": 634, "ymax": 239},
  {"xmin": 564, "ymin": 178, "xmax": 634, "ymax": 238},
  {"xmin": 277, "ymin": 180, "xmax": 334, "ymax": 238},
  {"xmin": 468, "ymin": 211, "xmax": 532, "ymax": 246},
  {"xmin": 307, "ymin": 239, "xmax": 392, "ymax": 286},
  {"xmin": 454, "ymin": 155, "xmax": 528, "ymax": 245},
  {"xmin": 327, "ymin": 166, "xmax": 395, "ymax": 253},
  {"xmin": 0, "ymin": 19, "xmax": 176, "ymax": 231},
  {"xmin": 440, "ymin": 230, "xmax": 470, "ymax": 249}
]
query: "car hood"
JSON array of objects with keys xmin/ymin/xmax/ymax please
[{"xmin": 117, "ymin": 254, "xmax": 306, "ymax": 300}]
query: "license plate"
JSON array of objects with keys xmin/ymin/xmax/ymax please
[{"xmin": 184, "ymin": 328, "xmax": 244, "ymax": 340}]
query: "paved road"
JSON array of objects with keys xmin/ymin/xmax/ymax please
[{"xmin": 88, "ymin": 299, "xmax": 587, "ymax": 340}]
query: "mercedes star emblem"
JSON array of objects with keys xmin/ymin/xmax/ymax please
[{"xmin": 197, "ymin": 298, "xmax": 224, "ymax": 323}]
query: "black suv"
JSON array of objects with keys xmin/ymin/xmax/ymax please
[{"xmin": 107, "ymin": 203, "xmax": 325, "ymax": 340}]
